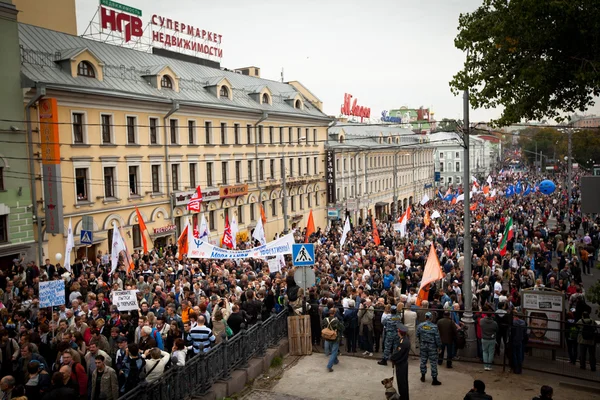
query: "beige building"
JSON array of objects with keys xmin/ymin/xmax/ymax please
[
  {"xmin": 19, "ymin": 23, "xmax": 331, "ymax": 262},
  {"xmin": 327, "ymin": 124, "xmax": 435, "ymax": 223},
  {"xmin": 13, "ymin": 0, "xmax": 77, "ymax": 35}
]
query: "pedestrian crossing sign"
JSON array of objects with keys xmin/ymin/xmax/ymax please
[{"xmin": 292, "ymin": 243, "xmax": 314, "ymax": 267}]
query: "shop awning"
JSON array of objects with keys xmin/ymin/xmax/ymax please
[{"xmin": 375, "ymin": 202, "xmax": 388, "ymax": 207}]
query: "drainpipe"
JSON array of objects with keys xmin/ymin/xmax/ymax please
[
  {"xmin": 26, "ymin": 84, "xmax": 46, "ymax": 267},
  {"xmin": 163, "ymin": 100, "xmax": 180, "ymax": 228},
  {"xmin": 254, "ymin": 112, "xmax": 268, "ymax": 218}
]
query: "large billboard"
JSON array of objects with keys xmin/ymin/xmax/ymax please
[{"xmin": 325, "ymin": 150, "xmax": 336, "ymax": 204}]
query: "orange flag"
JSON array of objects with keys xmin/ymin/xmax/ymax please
[
  {"xmin": 483, "ymin": 185, "xmax": 490, "ymax": 195},
  {"xmin": 424, "ymin": 210, "xmax": 431, "ymax": 227},
  {"xmin": 118, "ymin": 225, "xmax": 136, "ymax": 274},
  {"xmin": 177, "ymin": 222, "xmax": 189, "ymax": 261},
  {"xmin": 416, "ymin": 244, "xmax": 445, "ymax": 306},
  {"xmin": 372, "ymin": 215, "xmax": 381, "ymax": 245},
  {"xmin": 260, "ymin": 204, "xmax": 267, "ymax": 225},
  {"xmin": 135, "ymin": 206, "xmax": 148, "ymax": 254},
  {"xmin": 305, "ymin": 210, "xmax": 315, "ymax": 243},
  {"xmin": 470, "ymin": 203, "xmax": 477, "ymax": 211}
]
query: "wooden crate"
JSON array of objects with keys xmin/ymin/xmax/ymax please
[{"xmin": 288, "ymin": 315, "xmax": 312, "ymax": 355}]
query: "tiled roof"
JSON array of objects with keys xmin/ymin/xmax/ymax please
[{"xmin": 18, "ymin": 24, "xmax": 330, "ymax": 120}]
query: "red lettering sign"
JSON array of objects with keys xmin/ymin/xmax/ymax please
[
  {"xmin": 341, "ymin": 93, "xmax": 371, "ymax": 121},
  {"xmin": 101, "ymin": 6, "xmax": 143, "ymax": 42}
]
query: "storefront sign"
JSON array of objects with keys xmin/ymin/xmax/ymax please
[
  {"xmin": 381, "ymin": 110, "xmax": 402, "ymax": 123},
  {"xmin": 325, "ymin": 150, "xmax": 336, "ymax": 204},
  {"xmin": 174, "ymin": 189, "xmax": 219, "ymax": 206},
  {"xmin": 341, "ymin": 93, "xmax": 370, "ymax": 120},
  {"xmin": 39, "ymin": 98, "xmax": 64, "ymax": 234},
  {"xmin": 153, "ymin": 224, "xmax": 176, "ymax": 234},
  {"xmin": 220, "ymin": 184, "xmax": 248, "ymax": 199},
  {"xmin": 327, "ymin": 208, "xmax": 339, "ymax": 219},
  {"xmin": 98, "ymin": 0, "xmax": 223, "ymax": 58}
]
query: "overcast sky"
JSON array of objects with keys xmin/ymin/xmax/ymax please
[{"xmin": 74, "ymin": 0, "xmax": 592, "ymax": 124}]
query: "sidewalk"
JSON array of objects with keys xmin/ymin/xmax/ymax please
[{"xmin": 267, "ymin": 353, "xmax": 600, "ymax": 400}]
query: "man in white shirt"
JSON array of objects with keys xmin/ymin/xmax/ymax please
[{"xmin": 493, "ymin": 278, "xmax": 503, "ymax": 310}]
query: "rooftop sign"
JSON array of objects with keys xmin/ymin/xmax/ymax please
[{"xmin": 341, "ymin": 93, "xmax": 370, "ymax": 121}]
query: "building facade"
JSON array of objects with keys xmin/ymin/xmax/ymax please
[
  {"xmin": 430, "ymin": 132, "xmax": 492, "ymax": 187},
  {"xmin": 0, "ymin": 0, "xmax": 36, "ymax": 265},
  {"xmin": 19, "ymin": 23, "xmax": 331, "ymax": 264},
  {"xmin": 326, "ymin": 124, "xmax": 435, "ymax": 223}
]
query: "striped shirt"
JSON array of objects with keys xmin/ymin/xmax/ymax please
[{"xmin": 189, "ymin": 324, "xmax": 216, "ymax": 354}]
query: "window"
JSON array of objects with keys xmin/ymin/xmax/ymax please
[
  {"xmin": 298, "ymin": 158, "xmax": 302, "ymax": 176},
  {"xmin": 279, "ymin": 127, "xmax": 284, "ymax": 144},
  {"xmin": 313, "ymin": 129, "xmax": 317, "ymax": 144},
  {"xmin": 440, "ymin": 176, "xmax": 445, "ymax": 183},
  {"xmin": 288, "ymin": 127, "xmax": 293, "ymax": 144},
  {"xmin": 295, "ymin": 99, "xmax": 302, "ymax": 109},
  {"xmin": 170, "ymin": 119, "xmax": 178, "ymax": 144},
  {"xmin": 315, "ymin": 191, "xmax": 319, "ymax": 206},
  {"xmin": 455, "ymin": 152, "xmax": 460, "ymax": 158},
  {"xmin": 440, "ymin": 163, "xmax": 444, "ymax": 172},
  {"xmin": 447, "ymin": 162, "xmax": 452, "ymax": 172},
  {"xmin": 72, "ymin": 113, "xmax": 84, "ymax": 144},
  {"xmin": 455, "ymin": 162, "xmax": 460, "ymax": 172},
  {"xmin": 289, "ymin": 158, "xmax": 294, "ymax": 177},
  {"xmin": 247, "ymin": 160, "xmax": 253, "ymax": 182},
  {"xmin": 456, "ymin": 176, "xmax": 461, "ymax": 184},
  {"xmin": 248, "ymin": 203, "xmax": 255, "ymax": 222},
  {"xmin": 221, "ymin": 162, "xmax": 228, "ymax": 185},
  {"xmin": 259, "ymin": 160, "xmax": 264, "ymax": 181},
  {"xmin": 237, "ymin": 205, "xmax": 244, "ymax": 224},
  {"xmin": 300, "ymin": 194, "xmax": 305, "ymax": 210},
  {"xmin": 269, "ymin": 126, "xmax": 274, "ymax": 144},
  {"xmin": 209, "ymin": 210, "xmax": 216, "ymax": 230},
  {"xmin": 0, "ymin": 215, "xmax": 6, "ymax": 244},
  {"xmin": 205, "ymin": 121, "xmax": 212, "ymax": 145},
  {"xmin": 271, "ymin": 199, "xmax": 277, "ymax": 216},
  {"xmin": 262, "ymin": 93, "xmax": 270, "ymax": 104},
  {"xmin": 313, "ymin": 157, "xmax": 318, "ymax": 175},
  {"xmin": 448, "ymin": 177, "xmax": 453, "ymax": 184},
  {"xmin": 306, "ymin": 157, "xmax": 310, "ymax": 176},
  {"xmin": 188, "ymin": 121, "xmax": 196, "ymax": 144},
  {"xmin": 308, "ymin": 192, "xmax": 312, "ymax": 207},
  {"xmin": 291, "ymin": 195, "xmax": 296, "ymax": 212},
  {"xmin": 77, "ymin": 61, "xmax": 95, "ymax": 78},
  {"xmin": 234, "ymin": 123, "xmax": 240, "ymax": 144},
  {"xmin": 297, "ymin": 128, "xmax": 301, "ymax": 144},
  {"xmin": 207, "ymin": 162, "xmax": 213, "ymax": 187},
  {"xmin": 161, "ymin": 75, "xmax": 173, "ymax": 89},
  {"xmin": 220, "ymin": 122, "xmax": 227, "ymax": 144},
  {"xmin": 270, "ymin": 159, "xmax": 275, "ymax": 179},
  {"xmin": 305, "ymin": 128, "xmax": 309, "ymax": 144},
  {"xmin": 101, "ymin": 115, "xmax": 112, "ymax": 144},
  {"xmin": 171, "ymin": 164, "xmax": 180, "ymax": 191},
  {"xmin": 126, "ymin": 116, "xmax": 137, "ymax": 144},
  {"xmin": 129, "ymin": 166, "xmax": 139, "ymax": 195},
  {"xmin": 132, "ymin": 224, "xmax": 141, "ymax": 249},
  {"xmin": 189, "ymin": 163, "xmax": 197, "ymax": 187},
  {"xmin": 219, "ymin": 85, "xmax": 229, "ymax": 98},
  {"xmin": 280, "ymin": 159, "xmax": 285, "ymax": 178},
  {"xmin": 246, "ymin": 124, "xmax": 252, "ymax": 144},
  {"xmin": 151, "ymin": 165, "xmax": 160, "ymax": 192},
  {"xmin": 75, "ymin": 168, "xmax": 88, "ymax": 201},
  {"xmin": 149, "ymin": 118, "xmax": 158, "ymax": 144},
  {"xmin": 104, "ymin": 167, "xmax": 115, "ymax": 198},
  {"xmin": 235, "ymin": 161, "xmax": 241, "ymax": 183},
  {"xmin": 258, "ymin": 125, "xmax": 264, "ymax": 144}
]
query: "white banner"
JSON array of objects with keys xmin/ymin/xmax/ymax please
[
  {"xmin": 188, "ymin": 232, "xmax": 295, "ymax": 259},
  {"xmin": 112, "ymin": 290, "xmax": 139, "ymax": 311},
  {"xmin": 268, "ymin": 258, "xmax": 280, "ymax": 273},
  {"xmin": 39, "ymin": 280, "xmax": 65, "ymax": 308}
]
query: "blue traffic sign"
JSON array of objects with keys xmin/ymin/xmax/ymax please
[
  {"xmin": 80, "ymin": 230, "xmax": 93, "ymax": 245},
  {"xmin": 292, "ymin": 243, "xmax": 315, "ymax": 267}
]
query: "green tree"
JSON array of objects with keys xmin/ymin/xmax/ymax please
[
  {"xmin": 450, "ymin": 0, "xmax": 600, "ymax": 126},
  {"xmin": 434, "ymin": 118, "xmax": 462, "ymax": 132}
]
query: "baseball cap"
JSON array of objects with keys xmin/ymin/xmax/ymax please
[{"xmin": 116, "ymin": 336, "xmax": 127, "ymax": 343}]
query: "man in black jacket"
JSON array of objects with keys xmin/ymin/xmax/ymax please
[
  {"xmin": 241, "ymin": 290, "xmax": 263, "ymax": 325},
  {"xmin": 464, "ymin": 380, "xmax": 492, "ymax": 400},
  {"xmin": 227, "ymin": 305, "xmax": 246, "ymax": 335},
  {"xmin": 390, "ymin": 324, "xmax": 411, "ymax": 399}
]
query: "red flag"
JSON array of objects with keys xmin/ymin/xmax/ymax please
[
  {"xmin": 483, "ymin": 186, "xmax": 490, "ymax": 195},
  {"xmin": 416, "ymin": 244, "xmax": 444, "ymax": 306},
  {"xmin": 470, "ymin": 203, "xmax": 477, "ymax": 211},
  {"xmin": 187, "ymin": 185, "xmax": 203, "ymax": 212},
  {"xmin": 305, "ymin": 210, "xmax": 315, "ymax": 243},
  {"xmin": 424, "ymin": 210, "xmax": 431, "ymax": 227},
  {"xmin": 372, "ymin": 216, "xmax": 381, "ymax": 246},
  {"xmin": 135, "ymin": 206, "xmax": 149, "ymax": 253},
  {"xmin": 176, "ymin": 223, "xmax": 189, "ymax": 261},
  {"xmin": 221, "ymin": 215, "xmax": 234, "ymax": 249},
  {"xmin": 397, "ymin": 205, "xmax": 411, "ymax": 223}
]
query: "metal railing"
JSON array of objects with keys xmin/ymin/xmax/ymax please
[{"xmin": 119, "ymin": 310, "xmax": 289, "ymax": 400}]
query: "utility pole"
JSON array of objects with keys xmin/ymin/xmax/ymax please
[
  {"xmin": 282, "ymin": 160, "xmax": 288, "ymax": 233},
  {"xmin": 393, "ymin": 150, "xmax": 398, "ymax": 219},
  {"xmin": 567, "ymin": 128, "xmax": 573, "ymax": 230},
  {"xmin": 460, "ymin": 88, "xmax": 476, "ymax": 357}
]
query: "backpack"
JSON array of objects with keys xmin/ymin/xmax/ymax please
[
  {"xmin": 581, "ymin": 320, "xmax": 596, "ymax": 341},
  {"xmin": 321, "ymin": 318, "xmax": 338, "ymax": 341},
  {"xmin": 127, "ymin": 357, "xmax": 146, "ymax": 387}
]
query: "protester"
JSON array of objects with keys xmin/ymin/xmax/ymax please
[
  {"xmin": 532, "ymin": 385, "xmax": 553, "ymax": 400},
  {"xmin": 321, "ymin": 307, "xmax": 342, "ymax": 372},
  {"xmin": 464, "ymin": 379, "xmax": 493, "ymax": 400}
]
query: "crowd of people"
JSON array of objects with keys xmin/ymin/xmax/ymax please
[{"xmin": 0, "ymin": 155, "xmax": 598, "ymax": 399}]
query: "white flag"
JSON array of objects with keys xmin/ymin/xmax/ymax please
[
  {"xmin": 110, "ymin": 221, "xmax": 126, "ymax": 274},
  {"xmin": 471, "ymin": 184, "xmax": 479, "ymax": 194},
  {"xmin": 431, "ymin": 210, "xmax": 441, "ymax": 219},
  {"xmin": 230, "ymin": 215, "xmax": 239, "ymax": 249},
  {"xmin": 486, "ymin": 175, "xmax": 492, "ymax": 185},
  {"xmin": 340, "ymin": 217, "xmax": 351, "ymax": 248},
  {"xmin": 471, "ymin": 175, "xmax": 478, "ymax": 183},
  {"xmin": 491, "ymin": 189, "xmax": 497, "ymax": 197},
  {"xmin": 198, "ymin": 214, "xmax": 209, "ymax": 241},
  {"xmin": 277, "ymin": 253, "xmax": 286, "ymax": 270},
  {"xmin": 420, "ymin": 194, "xmax": 430, "ymax": 205},
  {"xmin": 252, "ymin": 217, "xmax": 267, "ymax": 246},
  {"xmin": 64, "ymin": 218, "xmax": 74, "ymax": 271},
  {"xmin": 456, "ymin": 193, "xmax": 465, "ymax": 203}
]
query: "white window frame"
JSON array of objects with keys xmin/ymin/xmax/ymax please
[
  {"xmin": 125, "ymin": 114, "xmax": 139, "ymax": 145},
  {"xmin": 73, "ymin": 160, "xmax": 91, "ymax": 203},
  {"xmin": 126, "ymin": 159, "xmax": 142, "ymax": 197},
  {"xmin": 205, "ymin": 120, "xmax": 213, "ymax": 145},
  {"xmin": 71, "ymin": 110, "xmax": 88, "ymax": 144},
  {"xmin": 187, "ymin": 119, "xmax": 197, "ymax": 145},
  {"xmin": 188, "ymin": 162, "xmax": 198, "ymax": 188},
  {"xmin": 219, "ymin": 121, "xmax": 227, "ymax": 145},
  {"xmin": 101, "ymin": 160, "xmax": 119, "ymax": 199},
  {"xmin": 148, "ymin": 116, "xmax": 160, "ymax": 145},
  {"xmin": 150, "ymin": 164, "xmax": 162, "ymax": 194},
  {"xmin": 99, "ymin": 113, "xmax": 114, "ymax": 144},
  {"xmin": 169, "ymin": 118, "xmax": 179, "ymax": 145}
]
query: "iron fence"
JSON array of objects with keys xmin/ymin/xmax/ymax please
[{"xmin": 119, "ymin": 310, "xmax": 289, "ymax": 400}]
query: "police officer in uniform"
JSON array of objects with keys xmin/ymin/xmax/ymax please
[
  {"xmin": 416, "ymin": 311, "xmax": 442, "ymax": 385},
  {"xmin": 378, "ymin": 306, "xmax": 402, "ymax": 366},
  {"xmin": 391, "ymin": 323, "xmax": 411, "ymax": 399}
]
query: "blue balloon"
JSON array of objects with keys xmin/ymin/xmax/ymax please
[{"xmin": 538, "ymin": 179, "xmax": 556, "ymax": 195}]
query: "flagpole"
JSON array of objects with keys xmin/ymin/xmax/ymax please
[{"xmin": 461, "ymin": 87, "xmax": 476, "ymax": 358}]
